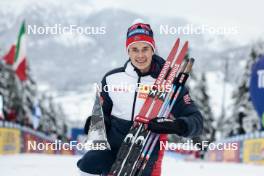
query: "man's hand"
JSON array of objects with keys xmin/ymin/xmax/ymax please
[{"xmin": 148, "ymin": 117, "xmax": 188, "ymax": 135}]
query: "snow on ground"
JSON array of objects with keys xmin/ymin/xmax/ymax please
[
  {"xmin": 0, "ymin": 154, "xmax": 81, "ymax": 176},
  {"xmin": 0, "ymin": 152, "xmax": 263, "ymax": 176},
  {"xmin": 163, "ymin": 152, "xmax": 264, "ymax": 176}
]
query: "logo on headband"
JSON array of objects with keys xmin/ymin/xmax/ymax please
[
  {"xmin": 128, "ymin": 29, "xmax": 150, "ymax": 37},
  {"xmin": 134, "ymin": 36, "xmax": 141, "ymax": 41}
]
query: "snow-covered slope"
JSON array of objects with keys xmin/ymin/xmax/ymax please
[
  {"xmin": 0, "ymin": 153, "xmax": 263, "ymax": 176},
  {"xmin": 164, "ymin": 152, "xmax": 264, "ymax": 176},
  {"xmin": 0, "ymin": 0, "xmax": 248, "ymax": 90}
]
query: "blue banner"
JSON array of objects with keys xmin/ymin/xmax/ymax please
[
  {"xmin": 250, "ymin": 56, "xmax": 264, "ymax": 129},
  {"xmin": 71, "ymin": 128, "xmax": 84, "ymax": 141}
]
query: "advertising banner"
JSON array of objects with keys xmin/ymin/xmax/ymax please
[
  {"xmin": 0, "ymin": 128, "xmax": 20, "ymax": 154},
  {"xmin": 243, "ymin": 138, "xmax": 264, "ymax": 164}
]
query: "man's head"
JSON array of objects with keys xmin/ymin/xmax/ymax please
[
  {"xmin": 126, "ymin": 23, "xmax": 155, "ymax": 73},
  {"xmin": 128, "ymin": 42, "xmax": 154, "ymax": 73}
]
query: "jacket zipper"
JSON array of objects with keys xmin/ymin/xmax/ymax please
[{"xmin": 131, "ymin": 76, "xmax": 141, "ymax": 121}]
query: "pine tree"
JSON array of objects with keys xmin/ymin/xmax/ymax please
[
  {"xmin": 225, "ymin": 42, "xmax": 264, "ymax": 137},
  {"xmin": 0, "ymin": 58, "xmax": 68, "ymax": 140},
  {"xmin": 191, "ymin": 72, "xmax": 215, "ymax": 142},
  {"xmin": 0, "ymin": 61, "xmax": 23, "ymax": 122},
  {"xmin": 168, "ymin": 71, "xmax": 215, "ymax": 147}
]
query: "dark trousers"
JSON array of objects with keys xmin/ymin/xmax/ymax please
[{"xmin": 77, "ymin": 149, "xmax": 158, "ymax": 175}]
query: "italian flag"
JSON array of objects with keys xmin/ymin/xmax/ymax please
[
  {"xmin": 13, "ymin": 21, "xmax": 27, "ymax": 81},
  {"xmin": 3, "ymin": 44, "xmax": 16, "ymax": 65}
]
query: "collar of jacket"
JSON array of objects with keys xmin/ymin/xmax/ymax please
[{"xmin": 124, "ymin": 54, "xmax": 165, "ymax": 79}]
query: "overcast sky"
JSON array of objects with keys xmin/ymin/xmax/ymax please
[
  {"xmin": 1, "ymin": 0, "xmax": 263, "ymax": 44},
  {"xmin": 91, "ymin": 0, "xmax": 263, "ymax": 44}
]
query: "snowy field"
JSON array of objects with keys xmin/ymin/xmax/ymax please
[
  {"xmin": 0, "ymin": 152, "xmax": 263, "ymax": 176},
  {"xmin": 0, "ymin": 154, "xmax": 81, "ymax": 176}
]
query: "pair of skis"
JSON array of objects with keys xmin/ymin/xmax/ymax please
[
  {"xmin": 108, "ymin": 38, "xmax": 193, "ymax": 176},
  {"xmin": 132, "ymin": 58, "xmax": 194, "ymax": 176}
]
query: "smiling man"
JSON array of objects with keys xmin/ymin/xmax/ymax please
[
  {"xmin": 129, "ymin": 42, "xmax": 153, "ymax": 73},
  {"xmin": 77, "ymin": 22, "xmax": 203, "ymax": 176}
]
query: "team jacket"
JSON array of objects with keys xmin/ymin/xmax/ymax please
[{"xmin": 100, "ymin": 54, "xmax": 203, "ymax": 175}]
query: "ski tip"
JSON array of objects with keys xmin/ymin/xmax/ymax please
[
  {"xmin": 183, "ymin": 58, "xmax": 190, "ymax": 66},
  {"xmin": 183, "ymin": 41, "xmax": 189, "ymax": 47},
  {"xmin": 190, "ymin": 57, "xmax": 195, "ymax": 63},
  {"xmin": 185, "ymin": 58, "xmax": 194, "ymax": 73},
  {"xmin": 180, "ymin": 41, "xmax": 189, "ymax": 54},
  {"xmin": 179, "ymin": 58, "xmax": 189, "ymax": 73},
  {"xmin": 173, "ymin": 38, "xmax": 180, "ymax": 49}
]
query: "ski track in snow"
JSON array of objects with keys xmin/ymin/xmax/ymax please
[{"xmin": 0, "ymin": 152, "xmax": 263, "ymax": 176}]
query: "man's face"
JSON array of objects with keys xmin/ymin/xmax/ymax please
[{"xmin": 128, "ymin": 42, "xmax": 154, "ymax": 73}]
